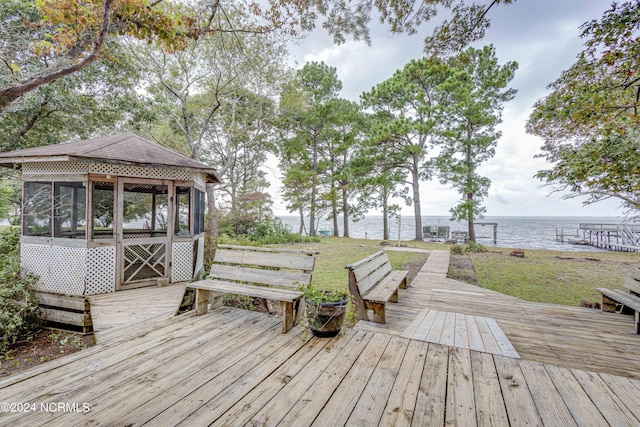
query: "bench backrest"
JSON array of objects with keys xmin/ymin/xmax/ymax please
[
  {"xmin": 210, "ymin": 244, "xmax": 316, "ymax": 290},
  {"xmin": 625, "ymin": 267, "xmax": 640, "ymax": 295},
  {"xmin": 345, "ymin": 251, "xmax": 392, "ymax": 295}
]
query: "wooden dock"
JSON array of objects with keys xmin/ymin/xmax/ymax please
[
  {"xmin": 578, "ymin": 223, "xmax": 640, "ymax": 252},
  {"xmin": 2, "ymin": 249, "xmax": 640, "ymax": 425}
]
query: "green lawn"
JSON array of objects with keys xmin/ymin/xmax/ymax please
[
  {"xmin": 469, "ymin": 248, "xmax": 640, "ymax": 306},
  {"xmin": 274, "ymin": 237, "xmax": 433, "ymax": 292}
]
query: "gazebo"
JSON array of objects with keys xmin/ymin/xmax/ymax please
[{"xmin": 0, "ymin": 133, "xmax": 220, "ymax": 299}]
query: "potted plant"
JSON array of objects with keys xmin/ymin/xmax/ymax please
[{"xmin": 302, "ymin": 284, "xmax": 350, "ymax": 338}]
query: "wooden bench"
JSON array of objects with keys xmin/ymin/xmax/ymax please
[
  {"xmin": 597, "ymin": 266, "xmax": 640, "ymax": 334},
  {"xmin": 186, "ymin": 244, "xmax": 316, "ymax": 333},
  {"xmin": 346, "ymin": 251, "xmax": 408, "ymax": 324}
]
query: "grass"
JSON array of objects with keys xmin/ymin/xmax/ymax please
[
  {"xmin": 274, "ymin": 237, "xmax": 433, "ymax": 292},
  {"xmin": 466, "ymin": 247, "xmax": 640, "ymax": 306}
]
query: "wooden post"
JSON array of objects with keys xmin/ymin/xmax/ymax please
[
  {"xmin": 370, "ymin": 302, "xmax": 385, "ymax": 323},
  {"xmin": 195, "ymin": 289, "xmax": 210, "ymax": 315},
  {"xmin": 282, "ymin": 301, "xmax": 294, "ymax": 333},
  {"xmin": 347, "ymin": 269, "xmax": 369, "ymax": 321}
]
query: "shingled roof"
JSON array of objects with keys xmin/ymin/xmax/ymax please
[{"xmin": 0, "ymin": 133, "xmax": 220, "ymax": 183}]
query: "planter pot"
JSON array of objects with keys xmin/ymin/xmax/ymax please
[{"xmin": 305, "ymin": 297, "xmax": 348, "ymax": 338}]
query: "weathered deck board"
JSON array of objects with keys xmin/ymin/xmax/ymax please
[
  {"xmin": 358, "ymin": 249, "xmax": 640, "ymax": 379},
  {"xmin": 1, "ymin": 308, "xmax": 640, "ymax": 426},
  {"xmin": 89, "ymin": 282, "xmax": 187, "ymax": 343},
  {"xmin": 401, "ymin": 308, "xmax": 519, "ymax": 358}
]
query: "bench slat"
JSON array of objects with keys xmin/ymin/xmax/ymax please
[
  {"xmin": 624, "ymin": 273, "xmax": 640, "ymax": 295},
  {"xmin": 209, "ymin": 264, "xmax": 310, "ymax": 289},
  {"xmin": 351, "ymin": 252, "xmax": 389, "ymax": 282},
  {"xmin": 346, "ymin": 250, "xmax": 386, "ymax": 272},
  {"xmin": 189, "ymin": 279, "xmax": 303, "ymax": 302},
  {"xmin": 597, "ymin": 288, "xmax": 640, "ymax": 311},
  {"xmin": 365, "ymin": 271, "xmax": 406, "ymax": 302},
  {"xmin": 214, "ymin": 248, "xmax": 315, "ymax": 272},
  {"xmin": 357, "ymin": 262, "xmax": 392, "ymax": 295}
]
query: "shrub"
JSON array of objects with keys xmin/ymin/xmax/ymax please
[
  {"xmin": 465, "ymin": 242, "xmax": 488, "ymax": 253},
  {"xmin": 218, "ymin": 216, "xmax": 319, "ymax": 246},
  {"xmin": 450, "ymin": 244, "xmax": 465, "ymax": 255},
  {"xmin": 0, "ymin": 228, "xmax": 40, "ymax": 355}
]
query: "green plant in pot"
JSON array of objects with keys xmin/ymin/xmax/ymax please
[{"xmin": 302, "ymin": 283, "xmax": 350, "ymax": 338}]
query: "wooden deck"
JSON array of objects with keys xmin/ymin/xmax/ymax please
[
  {"xmin": 88, "ymin": 283, "xmax": 186, "ymax": 343},
  {"xmin": 401, "ymin": 308, "xmax": 519, "ymax": 358},
  {"xmin": 359, "ymin": 249, "xmax": 640, "ymax": 380},
  {"xmin": 2, "ymin": 249, "xmax": 640, "ymax": 425},
  {"xmin": 1, "ymin": 306, "xmax": 640, "ymax": 426}
]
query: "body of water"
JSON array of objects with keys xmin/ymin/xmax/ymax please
[{"xmin": 279, "ymin": 215, "xmax": 634, "ymax": 252}]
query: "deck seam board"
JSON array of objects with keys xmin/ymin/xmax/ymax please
[{"xmin": 400, "ymin": 309, "xmax": 518, "ymax": 358}]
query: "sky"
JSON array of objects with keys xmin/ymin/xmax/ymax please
[{"xmin": 266, "ymin": 0, "xmax": 624, "ymax": 218}]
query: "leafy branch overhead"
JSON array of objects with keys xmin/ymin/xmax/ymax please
[
  {"xmin": 0, "ymin": 0, "xmax": 517, "ymax": 112},
  {"xmin": 528, "ymin": 1, "xmax": 640, "ymax": 214}
]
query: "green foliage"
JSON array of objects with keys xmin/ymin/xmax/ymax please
[
  {"xmin": 278, "ymin": 61, "xmax": 346, "ymax": 236},
  {"xmin": 465, "ymin": 242, "xmax": 488, "ymax": 253},
  {"xmin": 301, "ymin": 283, "xmax": 349, "ymax": 304},
  {"xmin": 0, "ymin": 228, "xmax": 40, "ymax": 356},
  {"xmin": 528, "ymin": 2, "xmax": 640, "ymax": 214},
  {"xmin": 436, "ymin": 46, "xmax": 517, "ymax": 238},
  {"xmin": 450, "ymin": 244, "xmax": 465, "ymax": 255},
  {"xmin": 0, "ymin": 179, "xmax": 21, "ymax": 224},
  {"xmin": 223, "ymin": 295, "xmax": 255, "ymax": 311},
  {"xmin": 361, "ymin": 56, "xmax": 449, "ymax": 240},
  {"xmin": 218, "ymin": 216, "xmax": 320, "ymax": 246}
]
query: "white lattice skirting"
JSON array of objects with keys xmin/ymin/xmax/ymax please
[
  {"xmin": 21, "ymin": 244, "xmax": 116, "ymax": 296},
  {"xmin": 21, "ymin": 245, "xmax": 87, "ymax": 295},
  {"xmin": 86, "ymin": 247, "xmax": 116, "ymax": 295},
  {"xmin": 171, "ymin": 242, "xmax": 194, "ymax": 282}
]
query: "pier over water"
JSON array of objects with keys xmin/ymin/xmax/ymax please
[{"xmin": 577, "ymin": 223, "xmax": 640, "ymax": 252}]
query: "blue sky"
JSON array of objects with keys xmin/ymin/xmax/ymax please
[{"xmin": 268, "ymin": 0, "xmax": 623, "ymax": 218}]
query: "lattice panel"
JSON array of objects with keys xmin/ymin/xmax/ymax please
[
  {"xmin": 22, "ymin": 161, "xmax": 89, "ymax": 174},
  {"xmin": 195, "ymin": 237, "xmax": 205, "ymax": 277},
  {"xmin": 86, "ymin": 247, "xmax": 116, "ymax": 295},
  {"xmin": 21, "ymin": 244, "xmax": 86, "ymax": 295},
  {"xmin": 172, "ymin": 242, "xmax": 194, "ymax": 282},
  {"xmin": 123, "ymin": 243, "xmax": 166, "ymax": 283},
  {"xmin": 89, "ymin": 163, "xmax": 191, "ymax": 181}
]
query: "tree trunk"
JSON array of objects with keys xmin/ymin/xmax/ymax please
[
  {"xmin": 342, "ymin": 186, "xmax": 350, "ymax": 238},
  {"xmin": 331, "ymin": 195, "xmax": 339, "ymax": 237},
  {"xmin": 467, "ymin": 192, "xmax": 476, "ymax": 242},
  {"xmin": 204, "ymin": 183, "xmax": 219, "ymax": 269},
  {"xmin": 411, "ymin": 159, "xmax": 423, "ymax": 241},
  {"xmin": 310, "ymin": 133, "xmax": 318, "ymax": 236},
  {"xmin": 382, "ymin": 201, "xmax": 389, "ymax": 241},
  {"xmin": 298, "ymin": 207, "xmax": 305, "ymax": 235}
]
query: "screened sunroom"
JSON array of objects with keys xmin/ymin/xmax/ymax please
[{"xmin": 0, "ymin": 133, "xmax": 219, "ymax": 296}]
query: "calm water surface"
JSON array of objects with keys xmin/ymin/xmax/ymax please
[{"xmin": 279, "ymin": 215, "xmax": 634, "ymax": 252}]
